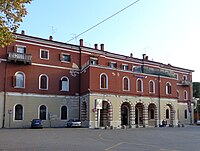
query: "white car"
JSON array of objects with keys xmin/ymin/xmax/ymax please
[
  {"xmin": 66, "ymin": 119, "xmax": 82, "ymax": 128},
  {"xmin": 197, "ymin": 120, "xmax": 200, "ymax": 125}
]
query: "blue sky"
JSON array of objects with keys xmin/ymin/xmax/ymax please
[{"xmin": 18, "ymin": 0, "xmax": 200, "ymax": 82}]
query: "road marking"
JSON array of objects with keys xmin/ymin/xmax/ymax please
[
  {"xmin": 98, "ymin": 132, "xmax": 113, "ymax": 142},
  {"xmin": 105, "ymin": 142, "xmax": 124, "ymax": 151}
]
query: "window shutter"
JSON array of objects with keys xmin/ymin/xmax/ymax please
[
  {"xmin": 12, "ymin": 76, "xmax": 16, "ymax": 87},
  {"xmin": 68, "ymin": 55, "xmax": 71, "ymax": 62},
  {"xmin": 13, "ymin": 46, "xmax": 17, "ymax": 52},
  {"xmin": 24, "ymin": 47, "xmax": 26, "ymax": 53},
  {"xmin": 59, "ymin": 54, "xmax": 63, "ymax": 61},
  {"xmin": 59, "ymin": 80, "xmax": 62, "ymax": 90}
]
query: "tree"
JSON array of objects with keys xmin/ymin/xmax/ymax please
[
  {"xmin": 0, "ymin": 0, "xmax": 32, "ymax": 47},
  {"xmin": 193, "ymin": 82, "xmax": 200, "ymax": 98}
]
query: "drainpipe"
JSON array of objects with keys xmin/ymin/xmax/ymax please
[
  {"xmin": 3, "ymin": 46, "xmax": 8, "ymax": 128},
  {"xmin": 78, "ymin": 45, "xmax": 82, "ymax": 120},
  {"xmin": 189, "ymin": 82, "xmax": 193, "ymax": 124},
  {"xmin": 158, "ymin": 69, "xmax": 161, "ymax": 126}
]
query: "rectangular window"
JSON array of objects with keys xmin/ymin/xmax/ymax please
[
  {"xmin": 90, "ymin": 57, "xmax": 98, "ymax": 65},
  {"xmin": 40, "ymin": 49, "xmax": 49, "ymax": 60},
  {"xmin": 60, "ymin": 53, "xmax": 71, "ymax": 62},
  {"xmin": 122, "ymin": 64, "xmax": 128, "ymax": 70},
  {"xmin": 183, "ymin": 75, "xmax": 187, "ymax": 81},
  {"xmin": 16, "ymin": 46, "xmax": 26, "ymax": 54},
  {"xmin": 109, "ymin": 62, "xmax": 117, "ymax": 68}
]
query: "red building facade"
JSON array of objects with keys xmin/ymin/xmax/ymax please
[{"xmin": 0, "ymin": 32, "xmax": 194, "ymax": 128}]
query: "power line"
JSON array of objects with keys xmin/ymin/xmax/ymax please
[{"xmin": 67, "ymin": 0, "xmax": 141, "ymax": 42}]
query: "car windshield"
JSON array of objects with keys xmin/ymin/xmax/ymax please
[{"xmin": 33, "ymin": 119, "xmax": 41, "ymax": 123}]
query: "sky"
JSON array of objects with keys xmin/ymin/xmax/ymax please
[{"xmin": 17, "ymin": 0, "xmax": 200, "ymax": 82}]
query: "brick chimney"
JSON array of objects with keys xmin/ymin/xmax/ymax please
[
  {"xmin": 142, "ymin": 54, "xmax": 146, "ymax": 60},
  {"xmin": 21, "ymin": 30, "xmax": 25, "ymax": 35},
  {"xmin": 80, "ymin": 39, "xmax": 83, "ymax": 46},
  {"xmin": 100, "ymin": 44, "xmax": 104, "ymax": 51},
  {"xmin": 49, "ymin": 36, "xmax": 53, "ymax": 41},
  {"xmin": 94, "ymin": 44, "xmax": 98, "ymax": 50}
]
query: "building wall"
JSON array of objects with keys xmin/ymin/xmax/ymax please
[
  {"xmin": 178, "ymin": 103, "xmax": 194, "ymax": 124},
  {"xmin": 0, "ymin": 33, "xmax": 194, "ymax": 128},
  {"xmin": 4, "ymin": 92, "xmax": 79, "ymax": 128},
  {"xmin": 86, "ymin": 93, "xmax": 178, "ymax": 128},
  {"xmin": 0, "ymin": 92, "xmax": 4, "ymax": 128}
]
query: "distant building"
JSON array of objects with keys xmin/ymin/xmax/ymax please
[{"xmin": 0, "ymin": 31, "xmax": 194, "ymax": 128}]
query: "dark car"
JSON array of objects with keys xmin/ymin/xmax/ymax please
[
  {"xmin": 31, "ymin": 119, "xmax": 43, "ymax": 129},
  {"xmin": 66, "ymin": 119, "xmax": 82, "ymax": 128}
]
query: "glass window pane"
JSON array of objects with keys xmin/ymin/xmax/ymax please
[
  {"xmin": 15, "ymin": 105, "xmax": 23, "ymax": 120},
  {"xmin": 40, "ymin": 105, "xmax": 46, "ymax": 120},
  {"xmin": 16, "ymin": 73, "xmax": 24, "ymax": 87}
]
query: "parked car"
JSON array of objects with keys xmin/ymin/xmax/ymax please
[
  {"xmin": 66, "ymin": 119, "xmax": 82, "ymax": 128},
  {"xmin": 31, "ymin": 119, "xmax": 43, "ymax": 129},
  {"xmin": 197, "ymin": 120, "xmax": 200, "ymax": 125}
]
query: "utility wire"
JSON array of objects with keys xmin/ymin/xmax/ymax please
[{"xmin": 67, "ymin": 0, "xmax": 141, "ymax": 42}]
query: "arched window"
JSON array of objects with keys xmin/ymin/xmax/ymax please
[
  {"xmin": 60, "ymin": 77, "xmax": 69, "ymax": 91},
  {"xmin": 15, "ymin": 104, "xmax": 23, "ymax": 120},
  {"xmin": 123, "ymin": 77, "xmax": 130, "ymax": 91},
  {"xmin": 177, "ymin": 90, "xmax": 180, "ymax": 98},
  {"xmin": 150, "ymin": 109, "xmax": 154, "ymax": 119},
  {"xmin": 39, "ymin": 74, "xmax": 48, "ymax": 90},
  {"xmin": 166, "ymin": 82, "xmax": 172, "ymax": 94},
  {"xmin": 39, "ymin": 105, "xmax": 47, "ymax": 120},
  {"xmin": 61, "ymin": 106, "xmax": 67, "ymax": 120},
  {"xmin": 14, "ymin": 72, "xmax": 25, "ymax": 88},
  {"xmin": 184, "ymin": 90, "xmax": 188, "ymax": 100},
  {"xmin": 184, "ymin": 109, "xmax": 187, "ymax": 119},
  {"xmin": 149, "ymin": 80, "xmax": 155, "ymax": 93},
  {"xmin": 100, "ymin": 73, "xmax": 108, "ymax": 89},
  {"xmin": 136, "ymin": 79, "xmax": 143, "ymax": 92},
  {"xmin": 166, "ymin": 109, "xmax": 169, "ymax": 119}
]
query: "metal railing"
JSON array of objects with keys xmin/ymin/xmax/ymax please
[{"xmin": 8, "ymin": 52, "xmax": 32, "ymax": 64}]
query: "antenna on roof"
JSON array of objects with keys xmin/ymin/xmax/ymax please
[{"xmin": 49, "ymin": 26, "xmax": 56, "ymax": 34}]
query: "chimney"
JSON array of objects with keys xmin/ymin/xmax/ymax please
[
  {"xmin": 100, "ymin": 44, "xmax": 104, "ymax": 51},
  {"xmin": 145, "ymin": 56, "xmax": 148, "ymax": 60},
  {"xmin": 130, "ymin": 53, "xmax": 133, "ymax": 57},
  {"xmin": 21, "ymin": 30, "xmax": 25, "ymax": 35},
  {"xmin": 94, "ymin": 44, "xmax": 98, "ymax": 50},
  {"xmin": 142, "ymin": 54, "xmax": 146, "ymax": 60},
  {"xmin": 80, "ymin": 39, "xmax": 83, "ymax": 46},
  {"xmin": 49, "ymin": 36, "xmax": 53, "ymax": 41}
]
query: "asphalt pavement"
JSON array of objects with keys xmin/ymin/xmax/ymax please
[{"xmin": 0, "ymin": 126, "xmax": 200, "ymax": 151}]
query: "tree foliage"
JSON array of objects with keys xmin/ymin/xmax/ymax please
[
  {"xmin": 0, "ymin": 0, "xmax": 32, "ymax": 47},
  {"xmin": 193, "ymin": 82, "xmax": 200, "ymax": 98}
]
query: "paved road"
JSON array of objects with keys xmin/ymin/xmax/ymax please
[{"xmin": 0, "ymin": 126, "xmax": 200, "ymax": 151}]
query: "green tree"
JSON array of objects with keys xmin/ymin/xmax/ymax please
[
  {"xmin": 0, "ymin": 0, "xmax": 32, "ymax": 47},
  {"xmin": 193, "ymin": 82, "xmax": 200, "ymax": 98}
]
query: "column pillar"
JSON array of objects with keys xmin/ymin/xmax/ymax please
[
  {"xmin": 129, "ymin": 105, "xmax": 135, "ymax": 128},
  {"xmin": 154, "ymin": 107, "xmax": 159, "ymax": 127},
  {"xmin": 94, "ymin": 109, "xmax": 98, "ymax": 128},
  {"xmin": 143, "ymin": 105, "xmax": 148, "ymax": 127},
  {"xmin": 108, "ymin": 104, "xmax": 113, "ymax": 127}
]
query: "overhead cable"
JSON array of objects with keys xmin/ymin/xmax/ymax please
[{"xmin": 67, "ymin": 0, "xmax": 141, "ymax": 42}]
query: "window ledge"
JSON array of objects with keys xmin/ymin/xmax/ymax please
[{"xmin": 14, "ymin": 86, "xmax": 25, "ymax": 89}]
